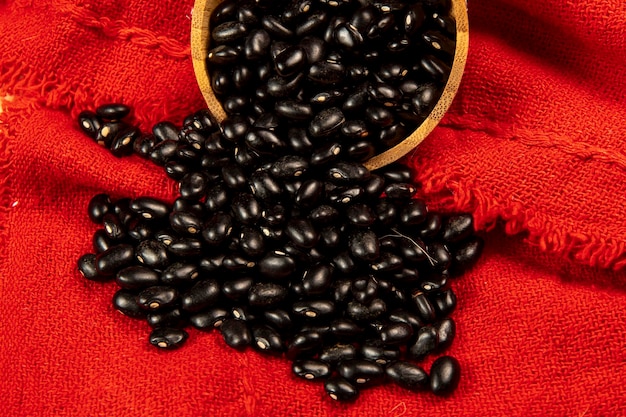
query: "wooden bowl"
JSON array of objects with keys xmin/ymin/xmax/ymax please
[{"xmin": 191, "ymin": 0, "xmax": 469, "ymax": 170}]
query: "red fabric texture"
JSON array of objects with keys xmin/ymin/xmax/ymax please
[{"xmin": 0, "ymin": 0, "xmax": 625, "ymax": 416}]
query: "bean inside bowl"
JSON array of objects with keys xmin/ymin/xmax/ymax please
[{"xmin": 191, "ymin": 0, "xmax": 468, "ymax": 170}]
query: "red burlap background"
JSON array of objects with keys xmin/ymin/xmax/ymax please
[{"xmin": 1, "ymin": 0, "xmax": 625, "ymax": 415}]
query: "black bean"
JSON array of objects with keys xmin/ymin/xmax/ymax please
[
  {"xmin": 419, "ymin": 213, "xmax": 442, "ymax": 238},
  {"xmin": 286, "ymin": 218, "xmax": 319, "ymax": 249},
  {"xmin": 149, "ymin": 327, "xmax": 188, "ymax": 349},
  {"xmin": 77, "ymin": 253, "xmax": 100, "ymax": 281},
  {"xmin": 205, "ymin": 185, "xmax": 231, "ymax": 213},
  {"xmin": 292, "ymin": 359, "xmax": 331, "ymax": 380},
  {"xmin": 420, "ymin": 55, "xmax": 451, "ymax": 82},
  {"xmin": 409, "ymin": 325, "xmax": 438, "ymax": 360},
  {"xmin": 231, "ymin": 193, "xmax": 261, "ymax": 225},
  {"xmin": 262, "ymin": 205, "xmax": 287, "ymax": 226},
  {"xmin": 419, "ymin": 276, "xmax": 448, "ymax": 293},
  {"xmin": 430, "ymin": 356, "xmax": 461, "ymax": 396},
  {"xmin": 168, "ymin": 210, "xmax": 202, "ymax": 236},
  {"xmin": 310, "ymin": 142, "xmax": 342, "ymax": 166},
  {"xmin": 244, "ymin": 29, "xmax": 271, "ymax": 60},
  {"xmin": 236, "ymin": 3, "xmax": 257, "ymax": 25},
  {"xmin": 95, "ymin": 121, "xmax": 123, "ymax": 147},
  {"xmin": 115, "ymin": 265, "xmax": 160, "ymax": 289},
  {"xmin": 368, "ymin": 82, "xmax": 402, "ymax": 108},
  {"xmin": 210, "ymin": 0, "xmax": 237, "ymax": 25},
  {"xmin": 207, "ymin": 44, "xmax": 240, "ymax": 65},
  {"xmin": 319, "ymin": 343, "xmax": 357, "ymax": 364},
  {"xmin": 274, "ymin": 45, "xmax": 306, "ymax": 77},
  {"xmin": 129, "ymin": 197, "xmax": 170, "ymax": 221},
  {"xmin": 330, "ymin": 319, "xmax": 364, "ymax": 340},
  {"xmin": 370, "ymin": 251, "xmax": 404, "ymax": 273},
  {"xmin": 151, "ymin": 121, "xmax": 179, "ymax": 142},
  {"xmin": 295, "ymin": 10, "xmax": 328, "ymax": 36},
  {"xmin": 231, "ymin": 305, "xmax": 256, "ymax": 321},
  {"xmin": 78, "ymin": 110, "xmax": 102, "ymax": 139},
  {"xmin": 220, "ymin": 319, "xmax": 252, "ymax": 350},
  {"xmin": 332, "ymin": 251, "xmax": 357, "ymax": 275},
  {"xmin": 299, "ymin": 36, "xmax": 326, "ymax": 64},
  {"xmin": 360, "ymin": 344, "xmax": 401, "ymax": 366},
  {"xmin": 412, "ymin": 291, "xmax": 437, "ymax": 323},
  {"xmin": 365, "ymin": 106, "xmax": 394, "ymax": 127},
  {"xmin": 308, "ymin": 61, "xmax": 345, "ymax": 85},
  {"xmin": 379, "ymin": 123, "xmax": 409, "ymax": 147},
  {"xmin": 328, "ymin": 162, "xmax": 370, "ymax": 183},
  {"xmin": 212, "ymin": 21, "xmax": 248, "ymax": 43},
  {"xmin": 146, "ymin": 307, "xmax": 186, "ymax": 329},
  {"xmin": 348, "ymin": 230, "xmax": 379, "ymax": 262},
  {"xmin": 133, "ymin": 134, "xmax": 158, "ymax": 158},
  {"xmin": 137, "ymin": 286, "xmax": 179, "ymax": 312},
  {"xmin": 427, "ymin": 242, "xmax": 452, "ymax": 272},
  {"xmin": 337, "ymin": 359, "xmax": 384, "ymax": 387},
  {"xmin": 380, "ymin": 322, "xmax": 414, "ymax": 345},
  {"xmin": 282, "ymin": 0, "xmax": 313, "ymax": 23},
  {"xmin": 93, "ymin": 229, "xmax": 113, "ymax": 253},
  {"xmin": 96, "ymin": 103, "xmax": 130, "ymax": 121},
  {"xmin": 252, "ymin": 325, "xmax": 284, "ymax": 354},
  {"xmin": 301, "ymin": 263, "xmax": 333, "ymax": 296},
  {"xmin": 179, "ymin": 172, "xmax": 209, "ymax": 200},
  {"xmin": 434, "ymin": 318, "xmax": 456, "ymax": 351},
  {"xmin": 410, "ymin": 83, "xmax": 438, "ymax": 118},
  {"xmin": 286, "ymin": 127, "xmax": 314, "ymax": 154},
  {"xmin": 422, "ymin": 30, "xmax": 456, "ymax": 57},
  {"xmin": 112, "ymin": 289, "xmax": 145, "ymax": 319},
  {"xmin": 222, "ymin": 276, "xmax": 255, "ymax": 301},
  {"xmin": 266, "ymin": 73, "xmax": 305, "ymax": 98},
  {"xmin": 135, "ymin": 240, "xmax": 168, "ymax": 269},
  {"xmin": 400, "ymin": 199, "xmax": 428, "ymax": 226},
  {"xmin": 96, "ymin": 244, "xmax": 135, "ymax": 276},
  {"xmin": 202, "ymin": 212, "xmax": 233, "ymax": 246},
  {"xmin": 292, "ymin": 300, "xmax": 335, "ymax": 320},
  {"xmin": 168, "ymin": 238, "xmax": 203, "ymax": 257},
  {"xmin": 259, "ymin": 251, "xmax": 297, "ymax": 280},
  {"xmin": 263, "ymin": 309, "xmax": 293, "ymax": 330},
  {"xmin": 334, "ymin": 23, "xmax": 363, "ymax": 51},
  {"xmin": 450, "ymin": 236, "xmax": 484, "ymax": 274},
  {"xmin": 432, "ymin": 13, "xmax": 456, "ymax": 36},
  {"xmin": 179, "ymin": 279, "xmax": 221, "ymax": 313},
  {"xmin": 351, "ymin": 277, "xmax": 378, "ymax": 304},
  {"xmin": 342, "ymin": 90, "xmax": 368, "ymax": 114},
  {"xmin": 325, "ymin": 376, "xmax": 359, "ymax": 402},
  {"xmin": 87, "ymin": 193, "xmax": 112, "ymax": 224},
  {"xmin": 211, "ymin": 69, "xmax": 233, "ymax": 95},
  {"xmin": 386, "ymin": 361, "xmax": 429, "ymax": 392},
  {"xmin": 261, "ymin": 15, "xmax": 293, "ymax": 38},
  {"xmin": 275, "ymin": 100, "xmax": 313, "ymax": 120},
  {"xmin": 102, "ymin": 213, "xmax": 126, "ymax": 240},
  {"xmin": 384, "ymin": 182, "xmax": 417, "ymax": 199},
  {"xmin": 270, "ymin": 155, "xmax": 309, "ymax": 179},
  {"xmin": 432, "ymin": 288, "xmax": 457, "ymax": 317},
  {"xmin": 287, "ymin": 331, "xmax": 323, "ymax": 360},
  {"xmin": 223, "ymin": 95, "xmax": 250, "ymax": 115},
  {"xmin": 248, "ymin": 282, "xmax": 288, "ymax": 307},
  {"xmin": 309, "ymin": 205, "xmax": 339, "ymax": 225},
  {"xmin": 161, "ymin": 262, "xmax": 200, "ymax": 285},
  {"xmin": 190, "ymin": 307, "xmax": 230, "ymax": 330},
  {"xmin": 346, "ymin": 203, "xmax": 376, "ymax": 227}
]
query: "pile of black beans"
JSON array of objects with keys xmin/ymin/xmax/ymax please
[
  {"xmin": 206, "ymin": 0, "xmax": 456, "ymax": 159},
  {"xmin": 76, "ymin": 101, "xmax": 482, "ymax": 402},
  {"xmin": 75, "ymin": 0, "xmax": 472, "ymax": 404}
]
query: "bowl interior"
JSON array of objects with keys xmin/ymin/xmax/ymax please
[{"xmin": 191, "ymin": 0, "xmax": 469, "ymax": 170}]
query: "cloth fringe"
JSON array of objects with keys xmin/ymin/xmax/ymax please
[
  {"xmin": 0, "ymin": 55, "xmax": 197, "ymax": 130},
  {"xmin": 415, "ymin": 163, "xmax": 626, "ymax": 271}
]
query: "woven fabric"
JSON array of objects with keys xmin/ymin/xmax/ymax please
[{"xmin": 0, "ymin": 0, "xmax": 625, "ymax": 416}]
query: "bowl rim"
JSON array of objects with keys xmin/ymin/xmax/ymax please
[{"xmin": 191, "ymin": 0, "xmax": 469, "ymax": 170}]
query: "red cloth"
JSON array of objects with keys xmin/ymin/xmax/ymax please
[{"xmin": 1, "ymin": 0, "xmax": 625, "ymax": 416}]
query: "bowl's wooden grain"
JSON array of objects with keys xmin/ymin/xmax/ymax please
[{"xmin": 191, "ymin": 0, "xmax": 468, "ymax": 170}]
